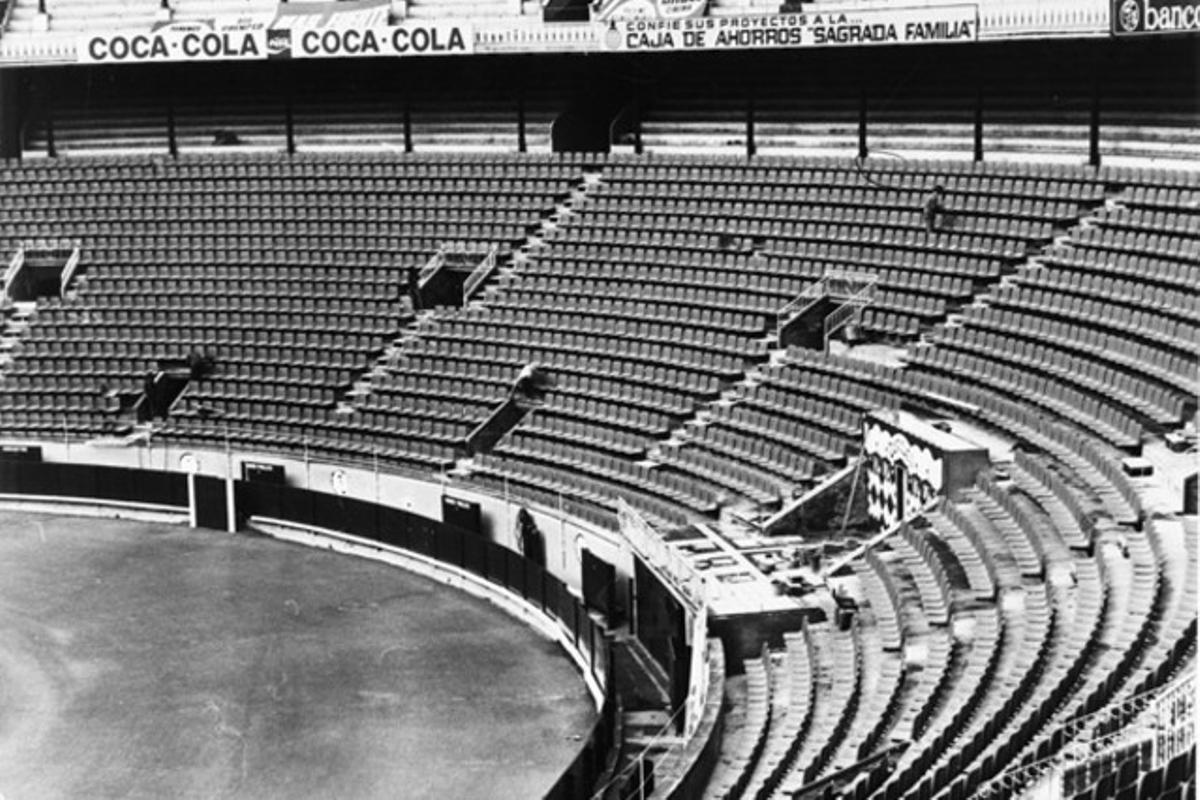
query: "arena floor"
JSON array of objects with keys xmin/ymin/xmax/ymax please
[{"xmin": 0, "ymin": 511, "xmax": 595, "ymax": 800}]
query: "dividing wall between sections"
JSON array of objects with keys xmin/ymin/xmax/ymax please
[
  {"xmin": 0, "ymin": 456, "xmax": 618, "ymax": 800},
  {"xmin": 3, "ymin": 440, "xmax": 631, "ymax": 600}
]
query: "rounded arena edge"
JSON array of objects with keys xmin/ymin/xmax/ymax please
[{"xmin": 0, "ymin": 454, "xmax": 630, "ymax": 800}]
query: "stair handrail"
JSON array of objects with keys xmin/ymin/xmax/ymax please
[
  {"xmin": 823, "ymin": 269, "xmax": 879, "ymax": 299},
  {"xmin": 462, "ymin": 243, "xmax": 499, "ymax": 304},
  {"xmin": 2, "ymin": 247, "xmax": 23, "ymax": 299},
  {"xmin": 823, "ymin": 301, "xmax": 865, "ymax": 347},
  {"xmin": 0, "ymin": 0, "xmax": 15, "ymax": 33},
  {"xmin": 418, "ymin": 248, "xmax": 444, "ymax": 289},
  {"xmin": 778, "ymin": 269, "xmax": 879, "ymax": 341},
  {"xmin": 977, "ymin": 671, "xmax": 1195, "ymax": 799},
  {"xmin": 776, "ymin": 277, "xmax": 826, "ymax": 328},
  {"xmin": 59, "ymin": 245, "xmax": 80, "ymax": 295},
  {"xmin": 823, "ymin": 274, "xmax": 878, "ymax": 344}
]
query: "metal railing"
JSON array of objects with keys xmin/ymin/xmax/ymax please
[
  {"xmin": 775, "ymin": 279, "xmax": 825, "ymax": 330},
  {"xmin": 461, "ymin": 243, "xmax": 500, "ymax": 303},
  {"xmin": 776, "ymin": 269, "xmax": 879, "ymax": 351},
  {"xmin": 2, "ymin": 247, "xmax": 23, "ymax": 299},
  {"xmin": 0, "ymin": 0, "xmax": 14, "ymax": 34},
  {"xmin": 417, "ymin": 249, "xmax": 443, "ymax": 288},
  {"xmin": 776, "ymin": 269, "xmax": 879, "ymax": 328},
  {"xmin": 59, "ymin": 245, "xmax": 80, "ymax": 295},
  {"xmin": 823, "ymin": 297, "xmax": 866, "ymax": 341},
  {"xmin": 616, "ymin": 497, "xmax": 707, "ymax": 613},
  {"xmin": 977, "ymin": 671, "xmax": 1197, "ymax": 799}
]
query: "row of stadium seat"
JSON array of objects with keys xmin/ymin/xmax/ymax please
[{"xmin": 0, "ymin": 150, "xmax": 1194, "ymax": 800}]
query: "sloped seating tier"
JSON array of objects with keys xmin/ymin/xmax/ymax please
[
  {"xmin": 705, "ymin": 402, "xmax": 848, "ymax": 468},
  {"xmin": 656, "ymin": 429, "xmax": 808, "ymax": 508},
  {"xmin": 858, "ymin": 554, "xmax": 905, "ymax": 653},
  {"xmin": 413, "ymin": 298, "xmax": 760, "ymax": 509},
  {"xmin": 917, "ymin": 484, "xmax": 1116, "ymax": 799},
  {"xmin": 849, "ymin": 492, "xmax": 1077, "ymax": 800},
  {"xmin": 0, "ymin": 153, "xmax": 580, "ymax": 461},
  {"xmin": 743, "ymin": 632, "xmax": 815, "ymax": 800},
  {"xmin": 960, "ymin": 540, "xmax": 1162, "ymax": 800},
  {"xmin": 579, "ymin": 160, "xmax": 1094, "ymax": 338},
  {"xmin": 404, "ymin": 333, "xmax": 720, "ymax": 426},
  {"xmin": 166, "ymin": 409, "xmax": 462, "ymax": 472},
  {"xmin": 888, "ymin": 628, "xmax": 953, "ymax": 745},
  {"xmin": 736, "ymin": 359, "xmax": 888, "ymax": 471},
  {"xmin": 492, "ymin": 432, "xmax": 721, "ymax": 516},
  {"xmin": 521, "ymin": 246, "xmax": 814, "ymax": 318},
  {"xmin": 900, "ymin": 367, "xmax": 1145, "ymax": 525},
  {"xmin": 889, "ymin": 528, "xmax": 955, "ymax": 626},
  {"xmin": 453, "ymin": 154, "xmax": 1099, "ymax": 509},
  {"xmin": 981, "ymin": 278, "xmax": 1197, "ymax": 383},
  {"xmin": 902, "ymin": 186, "xmax": 1199, "ymax": 462},
  {"xmin": 874, "ymin": 608, "xmax": 1003, "ymax": 800},
  {"xmin": 704, "ymin": 652, "xmax": 772, "ymax": 800},
  {"xmin": 1016, "ymin": 258, "xmax": 1200, "ymax": 322},
  {"xmin": 908, "ymin": 341, "xmax": 1145, "ymax": 451},
  {"xmin": 827, "ymin": 625, "xmax": 905, "ymax": 774},
  {"xmin": 924, "ymin": 506, "xmax": 1001, "ymax": 602},
  {"xmin": 0, "ymin": 152, "xmax": 1195, "ymax": 800},
  {"xmin": 590, "ymin": 179, "xmax": 1068, "ymax": 238},
  {"xmin": 972, "ymin": 475, "xmax": 1056, "ymax": 573},
  {"xmin": 775, "ymin": 623, "xmax": 861, "ymax": 796},
  {"xmin": 469, "ymin": 450, "xmax": 690, "ymax": 530},
  {"xmin": 1113, "ymin": 521, "xmax": 1198, "ymax": 704},
  {"xmin": 958, "ymin": 301, "xmax": 1196, "ymax": 415},
  {"xmin": 756, "ymin": 345, "xmax": 1154, "ymax": 539},
  {"xmin": 487, "ymin": 288, "xmax": 771, "ymax": 340},
  {"xmin": 1008, "ymin": 453, "xmax": 1096, "ymax": 551}
]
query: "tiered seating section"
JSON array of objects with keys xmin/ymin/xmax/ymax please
[
  {"xmin": 0, "ymin": 152, "xmax": 1195, "ymax": 800},
  {"xmin": 0, "ymin": 152, "xmax": 578, "ymax": 472},
  {"xmin": 461, "ymin": 157, "xmax": 1103, "ymax": 523},
  {"xmin": 908, "ymin": 172, "xmax": 1200, "ymax": 451}
]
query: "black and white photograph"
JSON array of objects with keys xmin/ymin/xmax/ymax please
[{"xmin": 0, "ymin": 0, "xmax": 1195, "ymax": 797}]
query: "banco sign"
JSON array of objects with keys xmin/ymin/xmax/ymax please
[{"xmin": 1113, "ymin": 0, "xmax": 1200, "ymax": 33}]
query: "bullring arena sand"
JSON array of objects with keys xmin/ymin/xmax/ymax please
[{"xmin": 0, "ymin": 510, "xmax": 595, "ymax": 800}]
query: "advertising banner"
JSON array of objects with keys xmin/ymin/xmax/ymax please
[
  {"xmin": 79, "ymin": 19, "xmax": 473, "ymax": 63},
  {"xmin": 280, "ymin": 21, "xmax": 474, "ymax": 58},
  {"xmin": 603, "ymin": 4, "xmax": 978, "ymax": 51},
  {"xmin": 78, "ymin": 23, "xmax": 269, "ymax": 63},
  {"xmin": 1112, "ymin": 0, "xmax": 1200, "ymax": 34},
  {"xmin": 592, "ymin": 0, "xmax": 707, "ymax": 22}
]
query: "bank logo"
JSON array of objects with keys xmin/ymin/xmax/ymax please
[{"xmin": 1118, "ymin": 0, "xmax": 1141, "ymax": 30}]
